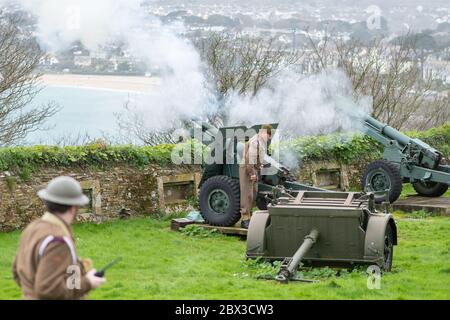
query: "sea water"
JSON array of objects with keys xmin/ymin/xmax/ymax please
[{"xmin": 26, "ymin": 85, "xmax": 138, "ymax": 144}]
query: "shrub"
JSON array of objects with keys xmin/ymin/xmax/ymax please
[
  {"xmin": 0, "ymin": 124, "xmax": 447, "ymax": 175},
  {"xmin": 0, "ymin": 143, "xmax": 176, "ymax": 174},
  {"xmin": 283, "ymin": 123, "xmax": 449, "ymax": 165}
]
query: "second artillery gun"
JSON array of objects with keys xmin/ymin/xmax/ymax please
[{"xmin": 361, "ymin": 116, "xmax": 450, "ymax": 203}]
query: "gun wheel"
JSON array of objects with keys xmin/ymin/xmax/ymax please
[
  {"xmin": 382, "ymin": 223, "xmax": 394, "ymax": 272},
  {"xmin": 361, "ymin": 160, "xmax": 402, "ymax": 203},
  {"xmin": 412, "ymin": 181, "xmax": 448, "ymax": 197},
  {"xmin": 199, "ymin": 175, "xmax": 241, "ymax": 227}
]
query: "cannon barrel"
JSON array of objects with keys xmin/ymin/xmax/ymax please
[
  {"xmin": 364, "ymin": 114, "xmax": 443, "ymax": 168},
  {"xmin": 276, "ymin": 229, "xmax": 319, "ymax": 283},
  {"xmin": 364, "ymin": 115, "xmax": 411, "ymax": 147}
]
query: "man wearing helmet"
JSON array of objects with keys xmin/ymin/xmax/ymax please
[
  {"xmin": 12, "ymin": 176, "xmax": 105, "ymax": 299},
  {"xmin": 239, "ymin": 124, "xmax": 273, "ymax": 229}
]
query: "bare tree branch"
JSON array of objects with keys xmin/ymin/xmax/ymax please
[
  {"xmin": 306, "ymin": 31, "xmax": 449, "ymax": 130},
  {"xmin": 199, "ymin": 33, "xmax": 301, "ymax": 99},
  {"xmin": 0, "ymin": 15, "xmax": 59, "ymax": 146}
]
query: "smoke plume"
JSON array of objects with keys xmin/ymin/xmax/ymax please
[
  {"xmin": 224, "ymin": 69, "xmax": 372, "ymax": 168},
  {"xmin": 2, "ymin": 0, "xmax": 371, "ymax": 149},
  {"xmin": 9, "ymin": 0, "xmax": 213, "ymax": 131},
  {"xmin": 226, "ymin": 69, "xmax": 371, "ymax": 135}
]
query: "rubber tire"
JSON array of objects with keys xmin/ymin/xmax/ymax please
[
  {"xmin": 199, "ymin": 175, "xmax": 241, "ymax": 227},
  {"xmin": 361, "ymin": 160, "xmax": 403, "ymax": 204},
  {"xmin": 412, "ymin": 181, "xmax": 449, "ymax": 197},
  {"xmin": 382, "ymin": 223, "xmax": 394, "ymax": 272}
]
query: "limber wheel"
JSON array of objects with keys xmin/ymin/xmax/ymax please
[
  {"xmin": 412, "ymin": 181, "xmax": 449, "ymax": 197},
  {"xmin": 382, "ymin": 223, "xmax": 394, "ymax": 272},
  {"xmin": 361, "ymin": 160, "xmax": 403, "ymax": 203},
  {"xmin": 199, "ymin": 175, "xmax": 241, "ymax": 227}
]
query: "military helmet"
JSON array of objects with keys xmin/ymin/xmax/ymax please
[{"xmin": 37, "ymin": 176, "xmax": 89, "ymax": 206}]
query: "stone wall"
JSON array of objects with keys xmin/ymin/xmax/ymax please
[
  {"xmin": 297, "ymin": 160, "xmax": 367, "ymax": 191},
  {"xmin": 0, "ymin": 160, "xmax": 367, "ymax": 232},
  {"xmin": 0, "ymin": 164, "xmax": 201, "ymax": 232}
]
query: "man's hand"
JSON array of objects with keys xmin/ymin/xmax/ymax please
[
  {"xmin": 250, "ymin": 175, "xmax": 258, "ymax": 182},
  {"xmin": 86, "ymin": 269, "xmax": 106, "ymax": 289}
]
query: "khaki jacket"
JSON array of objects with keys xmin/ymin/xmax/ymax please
[
  {"xmin": 239, "ymin": 135, "xmax": 266, "ymax": 218},
  {"xmin": 12, "ymin": 213, "xmax": 91, "ymax": 300},
  {"xmin": 240, "ymin": 134, "xmax": 266, "ymax": 178}
]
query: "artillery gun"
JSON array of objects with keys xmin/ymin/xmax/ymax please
[
  {"xmin": 193, "ymin": 122, "xmax": 325, "ymax": 227},
  {"xmin": 247, "ymin": 189, "xmax": 397, "ymax": 282},
  {"xmin": 361, "ymin": 116, "xmax": 450, "ymax": 203}
]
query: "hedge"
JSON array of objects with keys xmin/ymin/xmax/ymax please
[
  {"xmin": 0, "ymin": 123, "xmax": 448, "ymax": 178},
  {"xmin": 407, "ymin": 124, "xmax": 450, "ymax": 158},
  {"xmin": 283, "ymin": 123, "xmax": 450, "ymax": 165},
  {"xmin": 0, "ymin": 142, "xmax": 175, "ymax": 179}
]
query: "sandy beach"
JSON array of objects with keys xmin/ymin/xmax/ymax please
[{"xmin": 41, "ymin": 74, "xmax": 160, "ymax": 92}]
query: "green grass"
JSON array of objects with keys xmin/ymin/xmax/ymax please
[
  {"xmin": 1, "ymin": 212, "xmax": 449, "ymax": 300},
  {"xmin": 400, "ymin": 183, "xmax": 450, "ymax": 199}
]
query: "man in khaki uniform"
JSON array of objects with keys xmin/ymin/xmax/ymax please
[
  {"xmin": 239, "ymin": 124, "xmax": 273, "ymax": 229},
  {"xmin": 12, "ymin": 176, "xmax": 105, "ymax": 299}
]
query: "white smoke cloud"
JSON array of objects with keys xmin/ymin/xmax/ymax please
[
  {"xmin": 123, "ymin": 23, "xmax": 215, "ymax": 130},
  {"xmin": 15, "ymin": 0, "xmax": 141, "ymax": 50},
  {"xmin": 224, "ymin": 69, "xmax": 372, "ymax": 169},
  {"xmin": 2, "ymin": 0, "xmax": 371, "ymax": 142},
  {"xmin": 9, "ymin": 0, "xmax": 212, "ymax": 131},
  {"xmin": 225, "ymin": 69, "xmax": 372, "ymax": 136}
]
